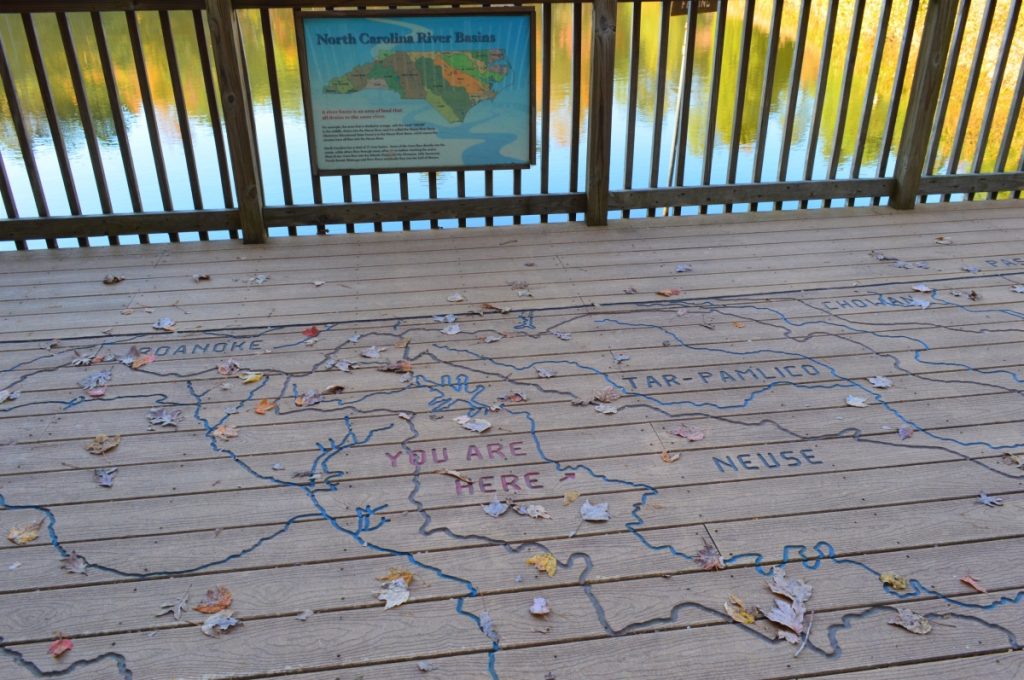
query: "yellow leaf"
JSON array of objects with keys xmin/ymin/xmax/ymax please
[
  {"xmin": 378, "ymin": 568, "xmax": 414, "ymax": 585},
  {"xmin": 724, "ymin": 595, "xmax": 756, "ymax": 624},
  {"xmin": 880, "ymin": 571, "xmax": 909, "ymax": 590},
  {"xmin": 6, "ymin": 519, "xmax": 44, "ymax": 545},
  {"xmin": 240, "ymin": 372, "xmax": 263, "ymax": 384},
  {"xmin": 562, "ymin": 490, "xmax": 580, "ymax": 506},
  {"xmin": 526, "ymin": 552, "xmax": 557, "ymax": 577}
]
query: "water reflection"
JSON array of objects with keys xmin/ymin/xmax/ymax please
[{"xmin": 0, "ymin": 1, "xmax": 1020, "ymax": 234}]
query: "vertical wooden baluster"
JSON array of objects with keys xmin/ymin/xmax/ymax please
[
  {"xmin": 569, "ymin": 0, "xmax": 582, "ymax": 220},
  {"xmin": 193, "ymin": 9, "xmax": 235, "ymax": 219},
  {"xmin": 539, "ymin": 3, "xmax": 551, "ymax": 222},
  {"xmin": 0, "ymin": 151, "xmax": 25, "ymax": 250},
  {"xmin": 943, "ymin": 0, "xmax": 997, "ymax": 201},
  {"xmin": 873, "ymin": 0, "xmax": 918, "ymax": 205},
  {"xmin": 93, "ymin": 11, "xmax": 144, "ymax": 241},
  {"xmin": 699, "ymin": 0, "xmax": 728, "ymax": 215},
  {"xmin": 622, "ymin": 0, "xmax": 642, "ymax": 217},
  {"xmin": 725, "ymin": 0, "xmax": 753, "ymax": 214},
  {"xmin": 848, "ymin": 0, "xmax": 892, "ymax": 207},
  {"xmin": 646, "ymin": 0, "xmax": 670, "ymax": 217},
  {"xmin": 924, "ymin": 0, "xmax": 972, "ymax": 178},
  {"xmin": 825, "ymin": 0, "xmax": 865, "ymax": 205},
  {"xmin": 585, "ymin": 0, "xmax": 615, "ymax": 226},
  {"xmin": 670, "ymin": 6, "xmax": 697, "ymax": 216},
  {"xmin": 969, "ymin": 0, "xmax": 1018, "ymax": 199},
  {"xmin": 58, "ymin": 12, "xmax": 113, "ymax": 245},
  {"xmin": 774, "ymin": 0, "xmax": 811, "ymax": 210},
  {"xmin": 750, "ymin": 0, "xmax": 783, "ymax": 212},
  {"xmin": 23, "ymin": 13, "xmax": 82, "ymax": 245},
  {"xmin": 260, "ymin": 8, "xmax": 294, "ymax": 220},
  {"xmin": 800, "ymin": 0, "xmax": 838, "ymax": 209},
  {"xmin": 294, "ymin": 8, "xmax": 324, "ymax": 236},
  {"xmin": 161, "ymin": 10, "xmax": 204, "ymax": 242},
  {"xmin": 0, "ymin": 28, "xmax": 51, "ymax": 247},
  {"xmin": 992, "ymin": 40, "xmax": 1024, "ymax": 199}
]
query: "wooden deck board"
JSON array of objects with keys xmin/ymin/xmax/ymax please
[{"xmin": 2, "ymin": 201, "xmax": 1024, "ymax": 679}]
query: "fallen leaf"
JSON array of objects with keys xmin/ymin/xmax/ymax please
[
  {"xmin": 760, "ymin": 598, "xmax": 806, "ymax": 643},
  {"xmin": 377, "ymin": 577, "xmax": 411, "ymax": 609},
  {"xmin": 660, "ymin": 450, "xmax": 681, "ymax": 464},
  {"xmin": 594, "ymin": 403, "xmax": 618, "ymax": 414},
  {"xmin": 670, "ymin": 423, "xmax": 705, "ymax": 442},
  {"xmin": 479, "ymin": 611, "xmax": 499, "ymax": 642},
  {"xmin": 725, "ymin": 595, "xmax": 756, "ymax": 624},
  {"xmin": 968, "ymin": 290, "xmax": 979, "ymax": 301},
  {"xmin": 153, "ymin": 317, "xmax": 176, "ymax": 332},
  {"xmin": 48, "ymin": 637, "xmax": 73, "ymax": 658},
  {"xmin": 194, "ymin": 586, "xmax": 233, "ymax": 614},
  {"xmin": 845, "ymin": 395, "xmax": 868, "ymax": 408},
  {"xmin": 526, "ymin": 552, "xmax": 557, "ymax": 577},
  {"xmin": 934, "ymin": 235, "xmax": 952, "ymax": 245},
  {"xmin": 676, "ymin": 263, "xmax": 693, "ymax": 273},
  {"xmin": 868, "ymin": 376, "xmax": 893, "ymax": 389},
  {"xmin": 147, "ymin": 407, "xmax": 183, "ymax": 428},
  {"xmin": 295, "ymin": 609, "xmax": 313, "ymax": 621},
  {"xmin": 239, "ymin": 371, "xmax": 263, "ymax": 384},
  {"xmin": 695, "ymin": 541, "xmax": 724, "ymax": 571},
  {"xmin": 380, "ymin": 360, "xmax": 412, "ymax": 374},
  {"xmin": 313, "ymin": 280, "xmax": 325, "ymax": 287},
  {"xmin": 909, "ymin": 298, "xmax": 930, "ymax": 309},
  {"xmin": 481, "ymin": 334, "xmax": 503, "ymax": 343},
  {"xmin": 192, "ymin": 273, "xmax": 211, "ymax": 282},
  {"xmin": 60, "ymin": 551, "xmax": 88, "ymax": 575},
  {"xmin": 157, "ymin": 590, "xmax": 190, "ymax": 620},
  {"xmin": 0, "ymin": 389, "xmax": 20, "ymax": 404},
  {"xmin": 249, "ymin": 274, "xmax": 269, "ymax": 285},
  {"xmin": 766, "ymin": 567, "xmax": 812, "ymax": 605},
  {"xmin": 912, "ymin": 283, "xmax": 932, "ymax": 293},
  {"xmin": 961, "ymin": 575, "xmax": 987, "ymax": 593},
  {"xmin": 361, "ymin": 346, "xmax": 382, "ymax": 359},
  {"xmin": 657, "ymin": 288, "xmax": 682, "ymax": 297},
  {"xmin": 254, "ymin": 399, "xmax": 276, "ymax": 415},
  {"xmin": 447, "ymin": 292, "xmax": 465, "ymax": 302},
  {"xmin": 212, "ymin": 424, "xmax": 238, "ymax": 441},
  {"xmin": 880, "ymin": 571, "xmax": 909, "ymax": 591},
  {"xmin": 103, "ymin": 274, "xmax": 124, "ymax": 285},
  {"xmin": 530, "ymin": 596, "xmax": 551, "ymax": 616},
  {"xmin": 94, "ymin": 467, "xmax": 118, "ymax": 487},
  {"xmin": 978, "ymin": 491, "xmax": 1003, "ymax": 507},
  {"xmin": 482, "ymin": 497, "xmax": 510, "ymax": 518},
  {"xmin": 963, "ymin": 265, "xmax": 980, "ymax": 273},
  {"xmin": 536, "ymin": 366, "xmax": 556, "ymax": 378},
  {"xmin": 551, "ymin": 331, "xmax": 571, "ymax": 341},
  {"xmin": 898, "ymin": 426, "xmax": 914, "ymax": 440},
  {"xmin": 442, "ymin": 323, "xmax": 461, "ymax": 335},
  {"xmin": 888, "ymin": 607, "xmax": 932, "ymax": 634},
  {"xmin": 131, "ymin": 353, "xmax": 156, "ymax": 370},
  {"xmin": 481, "ymin": 302, "xmax": 510, "ymax": 314},
  {"xmin": 612, "ymin": 352, "xmax": 630, "ymax": 364},
  {"xmin": 623, "ymin": 286, "xmax": 638, "ymax": 294},
  {"xmin": 201, "ymin": 610, "xmax": 241, "ymax": 637},
  {"xmin": 295, "ymin": 389, "xmax": 322, "ymax": 407},
  {"xmin": 302, "ymin": 326, "xmax": 320, "ymax": 338},
  {"xmin": 217, "ymin": 359, "xmax": 241, "ymax": 376},
  {"xmin": 418, "ymin": 660, "xmax": 439, "ymax": 672},
  {"xmin": 592, "ymin": 386, "xmax": 621, "ymax": 403},
  {"xmin": 1012, "ymin": 284, "xmax": 1024, "ymax": 294},
  {"xmin": 86, "ymin": 434, "xmax": 121, "ymax": 455},
  {"xmin": 436, "ymin": 469, "xmax": 473, "ymax": 484},
  {"xmin": 580, "ymin": 499, "xmax": 610, "ymax": 522},
  {"xmin": 870, "ymin": 250, "xmax": 895, "ymax": 261},
  {"xmin": 515, "ymin": 504, "xmax": 552, "ymax": 519},
  {"xmin": 562, "ymin": 490, "xmax": 580, "ymax": 506},
  {"xmin": 79, "ymin": 370, "xmax": 112, "ymax": 397},
  {"xmin": 6, "ymin": 518, "xmax": 44, "ymax": 545},
  {"xmin": 454, "ymin": 415, "xmax": 491, "ymax": 433}
]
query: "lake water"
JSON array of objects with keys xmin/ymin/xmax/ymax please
[{"xmin": 0, "ymin": 1, "xmax": 1020, "ymax": 248}]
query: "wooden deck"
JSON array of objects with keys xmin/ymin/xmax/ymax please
[{"xmin": 3, "ymin": 201, "xmax": 1024, "ymax": 679}]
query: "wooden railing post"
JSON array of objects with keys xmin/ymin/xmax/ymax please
[
  {"xmin": 585, "ymin": 0, "xmax": 616, "ymax": 226},
  {"xmin": 205, "ymin": 0, "xmax": 266, "ymax": 243},
  {"xmin": 891, "ymin": 0, "xmax": 958, "ymax": 210}
]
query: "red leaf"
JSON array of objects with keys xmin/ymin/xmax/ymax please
[
  {"xmin": 302, "ymin": 326, "xmax": 320, "ymax": 338},
  {"xmin": 48, "ymin": 637, "xmax": 73, "ymax": 658},
  {"xmin": 194, "ymin": 585, "xmax": 233, "ymax": 614}
]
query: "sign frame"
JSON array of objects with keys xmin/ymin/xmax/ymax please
[{"xmin": 295, "ymin": 8, "xmax": 536, "ymax": 177}]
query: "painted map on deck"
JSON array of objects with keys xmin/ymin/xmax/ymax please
[{"xmin": 2, "ymin": 277, "xmax": 1024, "ymax": 677}]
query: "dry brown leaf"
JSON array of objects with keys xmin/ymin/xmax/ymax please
[
  {"xmin": 656, "ymin": 288, "xmax": 682, "ymax": 297},
  {"xmin": 194, "ymin": 586, "xmax": 233, "ymax": 614},
  {"xmin": 85, "ymin": 434, "xmax": 121, "ymax": 455},
  {"xmin": 660, "ymin": 450, "xmax": 680, "ymax": 464},
  {"xmin": 888, "ymin": 607, "xmax": 932, "ymax": 634},
  {"xmin": 6, "ymin": 518, "xmax": 44, "ymax": 545},
  {"xmin": 960, "ymin": 575, "xmax": 987, "ymax": 593},
  {"xmin": 378, "ymin": 568, "xmax": 414, "ymax": 585},
  {"xmin": 254, "ymin": 399, "xmax": 276, "ymax": 415},
  {"xmin": 732, "ymin": 321, "xmax": 745, "ymax": 328},
  {"xmin": 436, "ymin": 469, "xmax": 473, "ymax": 484},
  {"xmin": 526, "ymin": 552, "xmax": 557, "ymax": 577},
  {"xmin": 131, "ymin": 354, "xmax": 156, "ymax": 370},
  {"xmin": 481, "ymin": 302, "xmax": 511, "ymax": 314},
  {"xmin": 212, "ymin": 424, "xmax": 238, "ymax": 441},
  {"xmin": 879, "ymin": 571, "xmax": 909, "ymax": 591},
  {"xmin": 695, "ymin": 541, "xmax": 724, "ymax": 571},
  {"xmin": 562, "ymin": 490, "xmax": 580, "ymax": 506},
  {"xmin": 379, "ymin": 360, "xmax": 413, "ymax": 374},
  {"xmin": 725, "ymin": 595, "xmax": 756, "ymax": 624}
]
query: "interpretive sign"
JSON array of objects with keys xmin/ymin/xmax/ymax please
[{"xmin": 296, "ymin": 10, "xmax": 535, "ymax": 175}]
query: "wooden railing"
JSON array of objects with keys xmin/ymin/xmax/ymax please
[{"xmin": 0, "ymin": 0, "xmax": 1021, "ymax": 249}]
